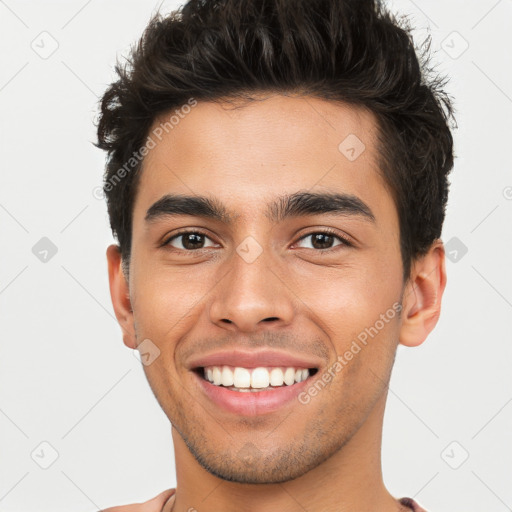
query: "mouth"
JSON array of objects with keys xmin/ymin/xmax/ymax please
[
  {"xmin": 191, "ymin": 364, "xmax": 319, "ymax": 416},
  {"xmin": 194, "ymin": 365, "xmax": 319, "ymax": 392}
]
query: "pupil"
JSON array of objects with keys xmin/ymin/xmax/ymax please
[{"xmin": 313, "ymin": 233, "xmax": 333, "ymax": 249}]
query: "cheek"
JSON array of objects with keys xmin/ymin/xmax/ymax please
[
  {"xmin": 295, "ymin": 261, "xmax": 401, "ymax": 335},
  {"xmin": 131, "ymin": 263, "xmax": 214, "ymax": 336}
]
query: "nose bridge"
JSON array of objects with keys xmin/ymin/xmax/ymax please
[{"xmin": 209, "ymin": 237, "xmax": 294, "ymax": 331}]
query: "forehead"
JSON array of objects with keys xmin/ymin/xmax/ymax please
[{"xmin": 134, "ymin": 94, "xmax": 394, "ymax": 224}]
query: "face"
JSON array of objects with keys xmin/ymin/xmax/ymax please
[{"xmin": 114, "ymin": 95, "xmax": 410, "ymax": 483}]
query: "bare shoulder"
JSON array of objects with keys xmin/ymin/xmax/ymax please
[{"xmin": 101, "ymin": 488, "xmax": 176, "ymax": 512}]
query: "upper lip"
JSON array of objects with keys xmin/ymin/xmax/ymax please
[{"xmin": 187, "ymin": 349, "xmax": 323, "ymax": 370}]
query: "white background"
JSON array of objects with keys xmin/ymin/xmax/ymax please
[{"xmin": 0, "ymin": 1, "xmax": 511, "ymax": 511}]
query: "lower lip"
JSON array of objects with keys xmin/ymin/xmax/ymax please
[{"xmin": 193, "ymin": 371, "xmax": 313, "ymax": 416}]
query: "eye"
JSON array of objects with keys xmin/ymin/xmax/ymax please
[
  {"xmin": 164, "ymin": 230, "xmax": 218, "ymax": 251},
  {"xmin": 295, "ymin": 230, "xmax": 352, "ymax": 250}
]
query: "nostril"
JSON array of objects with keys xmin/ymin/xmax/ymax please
[{"xmin": 262, "ymin": 317, "xmax": 279, "ymax": 322}]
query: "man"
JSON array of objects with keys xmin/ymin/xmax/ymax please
[{"xmin": 96, "ymin": 0, "xmax": 455, "ymax": 510}]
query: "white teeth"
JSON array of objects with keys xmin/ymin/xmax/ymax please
[
  {"xmin": 251, "ymin": 367, "xmax": 270, "ymax": 388},
  {"xmin": 233, "ymin": 367, "xmax": 251, "ymax": 388},
  {"xmin": 221, "ymin": 365, "xmax": 234, "ymax": 387},
  {"xmin": 284, "ymin": 367, "xmax": 296, "ymax": 386},
  {"xmin": 202, "ymin": 365, "xmax": 311, "ymax": 390},
  {"xmin": 212, "ymin": 366, "xmax": 222, "ymax": 385},
  {"xmin": 270, "ymin": 368, "xmax": 284, "ymax": 386}
]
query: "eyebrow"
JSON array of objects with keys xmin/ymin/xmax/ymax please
[{"xmin": 145, "ymin": 191, "xmax": 375, "ymax": 225}]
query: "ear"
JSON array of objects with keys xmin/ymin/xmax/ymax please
[
  {"xmin": 106, "ymin": 244, "xmax": 137, "ymax": 349},
  {"xmin": 399, "ymin": 239, "xmax": 447, "ymax": 347}
]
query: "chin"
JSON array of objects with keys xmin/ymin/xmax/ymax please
[{"xmin": 183, "ymin": 433, "xmax": 342, "ymax": 485}]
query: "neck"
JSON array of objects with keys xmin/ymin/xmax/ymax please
[{"xmin": 169, "ymin": 392, "xmax": 403, "ymax": 512}]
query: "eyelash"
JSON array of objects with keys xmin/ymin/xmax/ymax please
[
  {"xmin": 297, "ymin": 228, "xmax": 354, "ymax": 250},
  {"xmin": 162, "ymin": 228, "xmax": 353, "ymax": 252}
]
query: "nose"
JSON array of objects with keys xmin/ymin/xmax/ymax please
[{"xmin": 208, "ymin": 247, "xmax": 295, "ymax": 333}]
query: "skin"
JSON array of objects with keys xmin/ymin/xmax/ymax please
[{"xmin": 105, "ymin": 95, "xmax": 446, "ymax": 512}]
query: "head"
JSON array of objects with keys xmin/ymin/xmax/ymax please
[{"xmin": 97, "ymin": 0, "xmax": 454, "ymax": 484}]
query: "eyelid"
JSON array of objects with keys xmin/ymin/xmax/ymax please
[
  {"xmin": 161, "ymin": 227, "xmax": 353, "ymax": 252},
  {"xmin": 294, "ymin": 228, "xmax": 354, "ymax": 249},
  {"xmin": 161, "ymin": 228, "xmax": 216, "ymax": 248}
]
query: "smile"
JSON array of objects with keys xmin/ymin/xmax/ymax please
[
  {"xmin": 201, "ymin": 365, "xmax": 317, "ymax": 391},
  {"xmin": 192, "ymin": 364, "xmax": 319, "ymax": 415}
]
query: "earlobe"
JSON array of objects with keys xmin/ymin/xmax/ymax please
[
  {"xmin": 399, "ymin": 240, "xmax": 447, "ymax": 348},
  {"xmin": 106, "ymin": 244, "xmax": 137, "ymax": 349}
]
